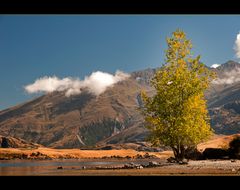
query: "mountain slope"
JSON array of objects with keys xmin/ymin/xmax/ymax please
[
  {"xmin": 0, "ymin": 72, "xmax": 154, "ymax": 148},
  {"xmin": 207, "ymin": 61, "xmax": 240, "ymax": 134},
  {"xmin": 0, "ymin": 135, "xmax": 41, "ymax": 148},
  {"xmin": 1, "ymin": 61, "xmax": 240, "ymax": 148}
]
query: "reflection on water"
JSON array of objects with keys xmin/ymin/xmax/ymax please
[
  {"xmin": 0, "ymin": 160, "xmax": 118, "ymax": 167},
  {"xmin": 0, "ymin": 159, "xmax": 154, "ymax": 176}
]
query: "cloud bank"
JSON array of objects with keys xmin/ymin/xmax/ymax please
[
  {"xmin": 210, "ymin": 64, "xmax": 220, "ymax": 68},
  {"xmin": 234, "ymin": 32, "xmax": 240, "ymax": 59},
  {"xmin": 24, "ymin": 71, "xmax": 129, "ymax": 97},
  {"xmin": 212, "ymin": 68, "xmax": 240, "ymax": 85}
]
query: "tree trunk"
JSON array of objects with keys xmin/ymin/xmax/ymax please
[{"xmin": 171, "ymin": 145, "xmax": 186, "ymax": 162}]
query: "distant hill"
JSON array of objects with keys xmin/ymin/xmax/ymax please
[
  {"xmin": 0, "ymin": 61, "xmax": 240, "ymax": 148},
  {"xmin": 0, "ymin": 135, "xmax": 41, "ymax": 148}
]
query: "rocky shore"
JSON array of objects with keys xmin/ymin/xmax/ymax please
[{"xmin": 52, "ymin": 159, "xmax": 240, "ymax": 176}]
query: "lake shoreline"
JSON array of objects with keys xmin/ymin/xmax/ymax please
[
  {"xmin": 1, "ymin": 147, "xmax": 240, "ymax": 175},
  {"xmin": 1, "ymin": 158, "xmax": 240, "ymax": 176}
]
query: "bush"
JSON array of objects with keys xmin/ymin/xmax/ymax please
[
  {"xmin": 185, "ymin": 147, "xmax": 204, "ymax": 160},
  {"xmin": 228, "ymin": 136, "xmax": 240, "ymax": 159},
  {"xmin": 202, "ymin": 148, "xmax": 229, "ymax": 159}
]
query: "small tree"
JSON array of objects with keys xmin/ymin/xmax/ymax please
[{"xmin": 141, "ymin": 29, "xmax": 215, "ymax": 161}]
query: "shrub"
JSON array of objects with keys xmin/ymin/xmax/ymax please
[
  {"xmin": 228, "ymin": 136, "xmax": 240, "ymax": 159},
  {"xmin": 203, "ymin": 148, "xmax": 229, "ymax": 159}
]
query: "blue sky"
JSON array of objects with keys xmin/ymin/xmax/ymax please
[{"xmin": 1, "ymin": 15, "xmax": 240, "ymax": 110}]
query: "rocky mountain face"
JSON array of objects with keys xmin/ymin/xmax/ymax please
[
  {"xmin": 0, "ymin": 61, "xmax": 240, "ymax": 148},
  {"xmin": 207, "ymin": 61, "xmax": 240, "ymax": 134}
]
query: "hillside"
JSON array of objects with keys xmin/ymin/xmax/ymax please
[
  {"xmin": 0, "ymin": 61, "xmax": 240, "ymax": 148},
  {"xmin": 207, "ymin": 61, "xmax": 240, "ymax": 134},
  {"xmin": 0, "ymin": 135, "xmax": 41, "ymax": 148},
  {"xmin": 0, "ymin": 72, "xmax": 154, "ymax": 148}
]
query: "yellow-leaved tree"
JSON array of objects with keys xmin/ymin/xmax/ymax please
[{"xmin": 141, "ymin": 29, "xmax": 215, "ymax": 161}]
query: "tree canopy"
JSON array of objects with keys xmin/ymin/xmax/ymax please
[{"xmin": 141, "ymin": 29, "xmax": 215, "ymax": 161}]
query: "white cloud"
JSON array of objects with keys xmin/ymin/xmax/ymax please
[
  {"xmin": 234, "ymin": 32, "xmax": 240, "ymax": 59},
  {"xmin": 212, "ymin": 68, "xmax": 240, "ymax": 85},
  {"xmin": 24, "ymin": 70, "xmax": 129, "ymax": 97},
  {"xmin": 210, "ymin": 64, "xmax": 220, "ymax": 68}
]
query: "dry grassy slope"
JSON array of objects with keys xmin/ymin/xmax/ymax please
[
  {"xmin": 0, "ymin": 135, "xmax": 42, "ymax": 148},
  {"xmin": 0, "ymin": 75, "xmax": 153, "ymax": 148},
  {"xmin": 198, "ymin": 134, "xmax": 240, "ymax": 151},
  {"xmin": 0, "ymin": 147, "xmax": 172, "ymax": 159},
  {"xmin": 0, "ymin": 134, "xmax": 239, "ymax": 160}
]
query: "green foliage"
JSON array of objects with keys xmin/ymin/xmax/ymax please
[{"xmin": 141, "ymin": 29, "xmax": 215, "ymax": 160}]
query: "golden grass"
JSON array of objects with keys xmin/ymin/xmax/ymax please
[
  {"xmin": 1, "ymin": 134, "xmax": 239, "ymax": 160},
  {"xmin": 0, "ymin": 147, "xmax": 173, "ymax": 159},
  {"xmin": 198, "ymin": 134, "xmax": 240, "ymax": 151}
]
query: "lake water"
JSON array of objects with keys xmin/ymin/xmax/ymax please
[{"xmin": 0, "ymin": 159, "xmax": 158, "ymax": 175}]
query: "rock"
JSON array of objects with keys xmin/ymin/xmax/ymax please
[
  {"xmin": 183, "ymin": 158, "xmax": 188, "ymax": 162},
  {"xmin": 135, "ymin": 164, "xmax": 142, "ymax": 167},
  {"xmin": 123, "ymin": 164, "xmax": 131, "ymax": 169},
  {"xmin": 144, "ymin": 153, "xmax": 158, "ymax": 159},
  {"xmin": 144, "ymin": 153, "xmax": 150, "ymax": 158},
  {"xmin": 137, "ymin": 165, "xmax": 144, "ymax": 169},
  {"xmin": 82, "ymin": 166, "xmax": 86, "ymax": 170},
  {"xmin": 148, "ymin": 161, "xmax": 160, "ymax": 167},
  {"xmin": 231, "ymin": 159, "xmax": 236, "ymax": 162},
  {"xmin": 232, "ymin": 168, "xmax": 236, "ymax": 172},
  {"xmin": 57, "ymin": 166, "xmax": 63, "ymax": 169},
  {"xmin": 167, "ymin": 157, "xmax": 177, "ymax": 163},
  {"xmin": 30, "ymin": 152, "xmax": 36, "ymax": 157},
  {"xmin": 125, "ymin": 156, "xmax": 132, "ymax": 159},
  {"xmin": 135, "ymin": 154, "xmax": 143, "ymax": 159},
  {"xmin": 179, "ymin": 159, "xmax": 188, "ymax": 165},
  {"xmin": 21, "ymin": 154, "xmax": 28, "ymax": 159},
  {"xmin": 123, "ymin": 163, "xmax": 140, "ymax": 169}
]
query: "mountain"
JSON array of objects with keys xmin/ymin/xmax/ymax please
[
  {"xmin": 0, "ymin": 61, "xmax": 240, "ymax": 148},
  {"xmin": 207, "ymin": 60, "xmax": 240, "ymax": 134},
  {"xmin": 0, "ymin": 70, "xmax": 155, "ymax": 148}
]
